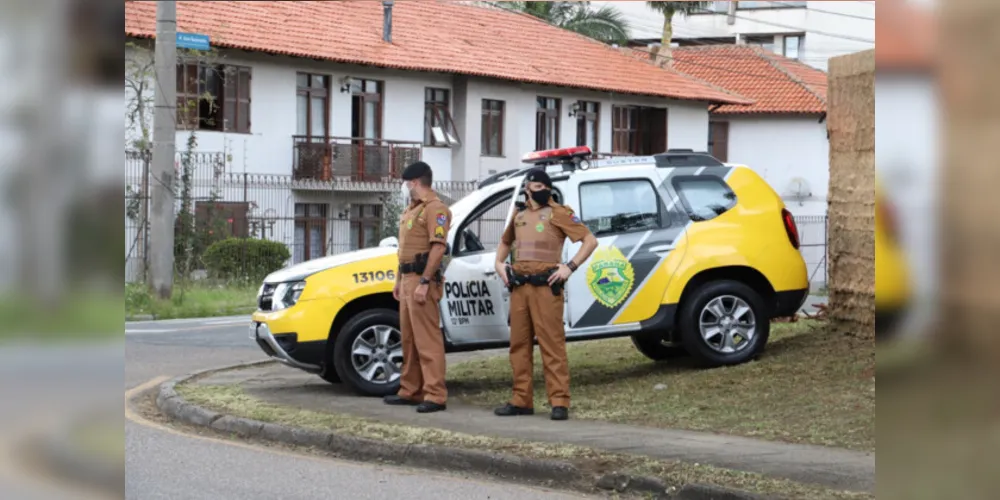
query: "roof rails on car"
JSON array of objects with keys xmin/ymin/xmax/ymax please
[
  {"xmin": 476, "ymin": 147, "xmax": 728, "ymax": 188},
  {"xmin": 652, "ymin": 150, "xmax": 726, "ymax": 168}
]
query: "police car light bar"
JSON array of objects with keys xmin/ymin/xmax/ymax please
[{"xmin": 521, "ymin": 146, "xmax": 593, "ymax": 164}]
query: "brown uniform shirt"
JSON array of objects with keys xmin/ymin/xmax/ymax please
[
  {"xmin": 501, "ymin": 199, "xmax": 591, "ymax": 275},
  {"xmin": 398, "ymin": 191, "xmax": 452, "ymax": 265}
]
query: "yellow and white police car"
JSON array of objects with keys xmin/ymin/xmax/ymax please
[{"xmin": 250, "ymin": 146, "xmax": 810, "ymax": 396}]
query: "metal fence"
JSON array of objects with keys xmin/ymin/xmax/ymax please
[{"xmin": 793, "ymin": 215, "xmax": 828, "ymax": 289}]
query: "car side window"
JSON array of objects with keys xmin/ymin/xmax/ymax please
[
  {"xmin": 672, "ymin": 176, "xmax": 737, "ymax": 222},
  {"xmin": 579, "ymin": 179, "xmax": 661, "ymax": 237},
  {"xmin": 454, "ymin": 191, "xmax": 512, "ymax": 256}
]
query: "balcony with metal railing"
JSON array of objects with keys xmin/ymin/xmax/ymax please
[{"xmin": 292, "ymin": 136, "xmax": 422, "ymax": 189}]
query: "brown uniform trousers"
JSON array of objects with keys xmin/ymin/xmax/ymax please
[
  {"xmin": 396, "ymin": 192, "xmax": 452, "ymax": 405},
  {"xmin": 501, "ymin": 200, "xmax": 591, "ymax": 409}
]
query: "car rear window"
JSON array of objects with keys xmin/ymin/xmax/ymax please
[{"xmin": 672, "ymin": 176, "xmax": 737, "ymax": 222}]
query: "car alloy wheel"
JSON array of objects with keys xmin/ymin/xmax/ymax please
[
  {"xmin": 349, "ymin": 325, "xmax": 404, "ymax": 384},
  {"xmin": 698, "ymin": 295, "xmax": 756, "ymax": 354}
]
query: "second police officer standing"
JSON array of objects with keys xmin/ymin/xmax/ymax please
[
  {"xmin": 384, "ymin": 161, "xmax": 451, "ymax": 413},
  {"xmin": 493, "ymin": 168, "xmax": 598, "ymax": 420}
]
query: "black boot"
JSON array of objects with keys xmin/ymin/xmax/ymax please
[
  {"xmin": 493, "ymin": 403, "xmax": 534, "ymax": 416},
  {"xmin": 383, "ymin": 395, "xmax": 420, "ymax": 406},
  {"xmin": 550, "ymin": 406, "xmax": 568, "ymax": 421},
  {"xmin": 416, "ymin": 401, "xmax": 447, "ymax": 413}
]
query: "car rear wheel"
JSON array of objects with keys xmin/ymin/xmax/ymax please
[
  {"xmin": 332, "ymin": 308, "xmax": 403, "ymax": 397},
  {"xmin": 678, "ymin": 280, "xmax": 769, "ymax": 367},
  {"xmin": 630, "ymin": 333, "xmax": 688, "ymax": 361}
]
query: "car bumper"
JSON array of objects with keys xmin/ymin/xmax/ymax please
[
  {"xmin": 249, "ymin": 320, "xmax": 323, "ymax": 373},
  {"xmin": 773, "ymin": 288, "xmax": 809, "ymax": 318}
]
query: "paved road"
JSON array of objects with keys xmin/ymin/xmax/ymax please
[
  {"xmin": 123, "ymin": 317, "xmax": 590, "ymax": 500},
  {"xmin": 113, "ymin": 294, "xmax": 829, "ymax": 500}
]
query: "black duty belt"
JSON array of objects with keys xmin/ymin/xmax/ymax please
[
  {"xmin": 399, "ymin": 261, "xmax": 425, "ymax": 274},
  {"xmin": 400, "ymin": 252, "xmax": 429, "ymax": 274},
  {"xmin": 399, "ymin": 253, "xmax": 442, "ymax": 281},
  {"xmin": 506, "ymin": 267, "xmax": 564, "ymax": 296}
]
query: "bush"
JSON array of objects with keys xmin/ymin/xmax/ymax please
[{"xmin": 202, "ymin": 238, "xmax": 290, "ymax": 283}]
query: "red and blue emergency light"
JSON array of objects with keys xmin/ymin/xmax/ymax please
[{"xmin": 521, "ymin": 146, "xmax": 593, "ymax": 164}]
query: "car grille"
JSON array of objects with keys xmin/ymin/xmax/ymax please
[{"xmin": 258, "ymin": 283, "xmax": 276, "ymax": 311}]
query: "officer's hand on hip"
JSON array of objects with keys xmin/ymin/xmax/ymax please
[
  {"xmin": 414, "ymin": 283, "xmax": 429, "ymax": 305},
  {"xmin": 496, "ymin": 261, "xmax": 510, "ymax": 286},
  {"xmin": 548, "ymin": 264, "xmax": 573, "ymax": 285}
]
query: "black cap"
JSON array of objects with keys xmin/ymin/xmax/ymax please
[
  {"xmin": 401, "ymin": 161, "xmax": 432, "ymax": 180},
  {"xmin": 525, "ymin": 168, "xmax": 552, "ymax": 188}
]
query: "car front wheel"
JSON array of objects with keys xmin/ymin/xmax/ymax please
[
  {"xmin": 678, "ymin": 280, "xmax": 770, "ymax": 367},
  {"xmin": 331, "ymin": 308, "xmax": 403, "ymax": 397}
]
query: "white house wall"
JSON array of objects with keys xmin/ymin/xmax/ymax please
[
  {"xmin": 721, "ymin": 114, "xmax": 829, "ymax": 217},
  {"xmin": 454, "ymin": 77, "xmax": 711, "ymax": 181}
]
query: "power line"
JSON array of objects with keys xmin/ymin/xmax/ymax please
[
  {"xmin": 691, "ymin": 6, "xmax": 875, "ymax": 43},
  {"xmin": 772, "ymin": 2, "xmax": 875, "ymax": 20}
]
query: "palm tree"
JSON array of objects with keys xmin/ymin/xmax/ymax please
[
  {"xmin": 493, "ymin": 2, "xmax": 631, "ymax": 45},
  {"xmin": 645, "ymin": 1, "xmax": 711, "ymax": 67}
]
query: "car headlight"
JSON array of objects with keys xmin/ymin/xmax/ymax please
[{"xmin": 271, "ymin": 281, "xmax": 306, "ymax": 311}]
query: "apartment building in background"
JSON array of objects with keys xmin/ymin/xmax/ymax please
[{"xmin": 599, "ymin": 1, "xmax": 875, "ymax": 71}]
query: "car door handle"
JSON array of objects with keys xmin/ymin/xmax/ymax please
[
  {"xmin": 648, "ymin": 245, "xmax": 674, "ymax": 253},
  {"xmin": 483, "ymin": 270, "xmax": 497, "ymax": 277}
]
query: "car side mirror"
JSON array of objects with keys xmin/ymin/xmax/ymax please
[{"xmin": 379, "ymin": 237, "xmax": 399, "ymax": 248}]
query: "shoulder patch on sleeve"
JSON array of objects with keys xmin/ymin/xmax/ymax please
[{"xmin": 436, "ymin": 211, "xmax": 448, "ymax": 227}]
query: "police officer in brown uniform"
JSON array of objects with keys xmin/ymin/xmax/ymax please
[
  {"xmin": 384, "ymin": 161, "xmax": 451, "ymax": 413},
  {"xmin": 493, "ymin": 168, "xmax": 598, "ymax": 420}
]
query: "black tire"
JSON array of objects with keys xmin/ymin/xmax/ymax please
[
  {"xmin": 630, "ymin": 333, "xmax": 688, "ymax": 361},
  {"xmin": 678, "ymin": 280, "xmax": 770, "ymax": 367},
  {"xmin": 318, "ymin": 363, "xmax": 341, "ymax": 384},
  {"xmin": 332, "ymin": 308, "xmax": 402, "ymax": 397}
]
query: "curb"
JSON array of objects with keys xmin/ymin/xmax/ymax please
[{"xmin": 153, "ymin": 361, "xmax": 774, "ymax": 500}]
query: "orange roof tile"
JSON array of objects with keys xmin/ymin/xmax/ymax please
[
  {"xmin": 124, "ymin": 0, "xmax": 750, "ymax": 105},
  {"xmin": 875, "ymin": 0, "xmax": 936, "ymax": 71},
  {"xmin": 660, "ymin": 45, "xmax": 828, "ymax": 115}
]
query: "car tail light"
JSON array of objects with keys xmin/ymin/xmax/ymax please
[{"xmin": 781, "ymin": 208, "xmax": 800, "ymax": 250}]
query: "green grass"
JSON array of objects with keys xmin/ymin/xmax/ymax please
[
  {"xmin": 448, "ymin": 320, "xmax": 875, "ymax": 452},
  {"xmin": 180, "ymin": 383, "xmax": 870, "ymax": 500},
  {"xmin": 126, "ymin": 282, "xmax": 258, "ymax": 320},
  {"xmin": 0, "ymin": 293, "xmax": 123, "ymax": 340}
]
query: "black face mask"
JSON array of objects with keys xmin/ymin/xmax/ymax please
[{"xmin": 530, "ymin": 188, "xmax": 551, "ymax": 206}]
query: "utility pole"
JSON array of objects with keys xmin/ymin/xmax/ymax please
[{"xmin": 150, "ymin": 0, "xmax": 177, "ymax": 299}]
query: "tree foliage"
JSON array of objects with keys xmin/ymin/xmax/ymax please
[
  {"xmin": 645, "ymin": 1, "xmax": 711, "ymax": 67},
  {"xmin": 494, "ymin": 1, "xmax": 631, "ymax": 45}
]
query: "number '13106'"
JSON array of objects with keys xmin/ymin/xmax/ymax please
[{"xmin": 352, "ymin": 270, "xmax": 396, "ymax": 283}]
